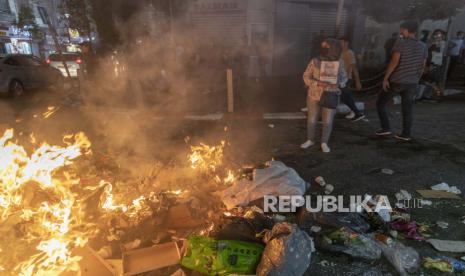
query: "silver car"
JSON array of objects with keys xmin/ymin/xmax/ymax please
[{"xmin": 0, "ymin": 54, "xmax": 63, "ymax": 97}]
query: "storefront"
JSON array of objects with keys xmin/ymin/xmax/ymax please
[{"xmin": 0, "ymin": 26, "xmax": 33, "ymax": 55}]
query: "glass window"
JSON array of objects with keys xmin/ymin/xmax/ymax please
[{"xmin": 4, "ymin": 57, "xmax": 20, "ymax": 66}]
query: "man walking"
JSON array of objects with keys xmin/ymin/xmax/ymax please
[{"xmin": 376, "ymin": 21, "xmax": 427, "ymax": 141}]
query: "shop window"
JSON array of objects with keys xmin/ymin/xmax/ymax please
[{"xmin": 0, "ymin": 0, "xmax": 10, "ymax": 13}]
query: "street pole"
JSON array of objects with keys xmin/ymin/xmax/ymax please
[{"xmin": 335, "ymin": 0, "xmax": 345, "ymax": 37}]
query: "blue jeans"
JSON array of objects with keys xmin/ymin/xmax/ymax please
[
  {"xmin": 376, "ymin": 83, "xmax": 417, "ymax": 136},
  {"xmin": 307, "ymin": 96, "xmax": 336, "ymax": 144}
]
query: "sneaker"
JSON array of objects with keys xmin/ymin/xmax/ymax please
[
  {"xmin": 321, "ymin": 143, "xmax": 331, "ymax": 153},
  {"xmin": 345, "ymin": 111, "xmax": 355, "ymax": 119},
  {"xmin": 301, "ymin": 140, "xmax": 315, "ymax": 149},
  {"xmin": 351, "ymin": 114, "xmax": 366, "ymax": 122},
  {"xmin": 394, "ymin": 134, "xmax": 412, "ymax": 141},
  {"xmin": 375, "ymin": 129, "xmax": 392, "ymax": 136},
  {"xmin": 301, "ymin": 107, "xmax": 308, "ymax": 112}
]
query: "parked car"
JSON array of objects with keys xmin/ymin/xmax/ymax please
[
  {"xmin": 47, "ymin": 52, "xmax": 85, "ymax": 78},
  {"xmin": 0, "ymin": 54, "xmax": 63, "ymax": 97}
]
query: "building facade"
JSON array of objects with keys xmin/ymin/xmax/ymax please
[{"xmin": 187, "ymin": 0, "xmax": 357, "ymax": 76}]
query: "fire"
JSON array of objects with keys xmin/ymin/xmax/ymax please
[
  {"xmin": 0, "ymin": 129, "xmax": 95, "ymax": 275},
  {"xmin": 188, "ymin": 141, "xmax": 226, "ymax": 173},
  {"xmin": 43, "ymin": 106, "xmax": 60, "ymax": 119}
]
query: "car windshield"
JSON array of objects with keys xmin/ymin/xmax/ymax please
[{"xmin": 49, "ymin": 54, "xmax": 80, "ymax": 62}]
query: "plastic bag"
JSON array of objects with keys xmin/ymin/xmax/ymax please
[
  {"xmin": 211, "ymin": 212, "xmax": 274, "ymax": 244},
  {"xmin": 217, "ymin": 161, "xmax": 308, "ymax": 210},
  {"xmin": 297, "ymin": 209, "xmax": 370, "ymax": 233},
  {"xmin": 375, "ymin": 239, "xmax": 419, "ymax": 276},
  {"xmin": 257, "ymin": 223, "xmax": 313, "ymax": 276},
  {"xmin": 317, "ymin": 227, "xmax": 382, "ymax": 260},
  {"xmin": 181, "ymin": 236, "xmax": 264, "ymax": 276}
]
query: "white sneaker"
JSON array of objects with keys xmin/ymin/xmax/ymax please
[
  {"xmin": 301, "ymin": 140, "xmax": 315, "ymax": 149},
  {"xmin": 301, "ymin": 107, "xmax": 308, "ymax": 112},
  {"xmin": 321, "ymin": 143, "xmax": 331, "ymax": 153},
  {"xmin": 345, "ymin": 111, "xmax": 355, "ymax": 119}
]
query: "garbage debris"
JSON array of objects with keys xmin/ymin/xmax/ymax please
[
  {"xmin": 122, "ymin": 241, "xmax": 182, "ymax": 276},
  {"xmin": 324, "ymin": 184, "xmax": 334, "ymax": 195},
  {"xmin": 165, "ymin": 203, "xmax": 202, "ymax": 229},
  {"xmin": 381, "ymin": 168, "xmax": 395, "ymax": 175},
  {"xmin": 211, "ymin": 212, "xmax": 274, "ymax": 244},
  {"xmin": 389, "ymin": 220, "xmax": 425, "ymax": 241},
  {"xmin": 273, "ymin": 214, "xmax": 287, "ymax": 223},
  {"xmin": 317, "ymin": 227, "xmax": 382, "ymax": 260},
  {"xmin": 423, "ymin": 256, "xmax": 465, "ymax": 273},
  {"xmin": 436, "ymin": 221, "xmax": 449, "ymax": 229},
  {"xmin": 217, "ymin": 161, "xmax": 308, "ymax": 209},
  {"xmin": 297, "ymin": 210, "xmax": 370, "ymax": 234},
  {"xmin": 256, "ymin": 223, "xmax": 313, "ymax": 276},
  {"xmin": 319, "ymin": 260, "xmax": 335, "ymax": 267},
  {"xmin": 395, "ymin": 190, "xmax": 412, "ymax": 201},
  {"xmin": 181, "ymin": 236, "xmax": 264, "ymax": 276},
  {"xmin": 65, "ymin": 246, "xmax": 116, "ymax": 276},
  {"xmin": 315, "ymin": 176, "xmax": 326, "ymax": 187},
  {"xmin": 375, "ymin": 239, "xmax": 420, "ymax": 276},
  {"xmin": 431, "ymin": 182, "xmax": 462, "ymax": 195},
  {"xmin": 427, "ymin": 239, "xmax": 465, "ymax": 253},
  {"xmin": 416, "ymin": 189, "xmax": 461, "ymax": 199},
  {"xmin": 461, "ymin": 256, "xmax": 465, "ymax": 262}
]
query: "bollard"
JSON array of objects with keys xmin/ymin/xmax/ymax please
[{"xmin": 227, "ymin": 69, "xmax": 234, "ymax": 113}]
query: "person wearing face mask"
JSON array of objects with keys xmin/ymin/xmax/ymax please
[
  {"xmin": 377, "ymin": 21, "xmax": 428, "ymax": 141},
  {"xmin": 301, "ymin": 38, "xmax": 348, "ymax": 153}
]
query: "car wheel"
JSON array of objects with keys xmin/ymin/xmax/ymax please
[{"xmin": 9, "ymin": 80, "xmax": 24, "ymax": 98}]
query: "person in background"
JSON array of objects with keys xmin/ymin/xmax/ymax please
[
  {"xmin": 377, "ymin": 21, "xmax": 428, "ymax": 141},
  {"xmin": 384, "ymin": 33, "xmax": 399, "ymax": 64},
  {"xmin": 301, "ymin": 38, "xmax": 347, "ymax": 153},
  {"xmin": 339, "ymin": 36, "xmax": 365, "ymax": 122},
  {"xmin": 448, "ymin": 31, "xmax": 464, "ymax": 78}
]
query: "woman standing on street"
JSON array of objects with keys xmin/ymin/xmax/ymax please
[{"xmin": 301, "ymin": 38, "xmax": 347, "ymax": 153}]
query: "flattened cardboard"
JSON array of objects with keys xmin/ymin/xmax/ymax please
[
  {"xmin": 428, "ymin": 239, "xmax": 465, "ymax": 253},
  {"xmin": 416, "ymin": 190, "xmax": 462, "ymax": 199},
  {"xmin": 122, "ymin": 242, "xmax": 180, "ymax": 276},
  {"xmin": 61, "ymin": 246, "xmax": 115, "ymax": 276}
]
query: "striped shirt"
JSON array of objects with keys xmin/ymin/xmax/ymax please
[{"xmin": 390, "ymin": 38, "xmax": 427, "ymax": 84}]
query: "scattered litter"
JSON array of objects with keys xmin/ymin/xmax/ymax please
[
  {"xmin": 181, "ymin": 236, "xmax": 264, "ymax": 276},
  {"xmin": 381, "ymin": 168, "xmax": 394, "ymax": 175},
  {"xmin": 423, "ymin": 256, "xmax": 465, "ymax": 273},
  {"xmin": 212, "ymin": 212, "xmax": 274, "ymax": 244},
  {"xmin": 71, "ymin": 246, "xmax": 116, "ymax": 276},
  {"xmin": 461, "ymin": 256, "xmax": 465, "ymax": 261},
  {"xmin": 122, "ymin": 239, "xmax": 141, "ymax": 251},
  {"xmin": 268, "ymin": 124, "xmax": 275, "ymax": 128},
  {"xmin": 319, "ymin": 260, "xmax": 334, "ymax": 267},
  {"xmin": 310, "ymin": 226, "xmax": 322, "ymax": 233},
  {"xmin": 272, "ymin": 214, "xmax": 287, "ymax": 223},
  {"xmin": 315, "ymin": 176, "xmax": 326, "ymax": 187},
  {"xmin": 324, "ymin": 184, "xmax": 334, "ymax": 195},
  {"xmin": 375, "ymin": 238, "xmax": 420, "ymax": 275},
  {"xmin": 123, "ymin": 241, "xmax": 181, "ymax": 276},
  {"xmin": 427, "ymin": 239, "xmax": 465, "ymax": 253},
  {"xmin": 395, "ymin": 190, "xmax": 412, "ymax": 201},
  {"xmin": 431, "ymin": 182, "xmax": 462, "ymax": 195},
  {"xmin": 298, "ymin": 210, "xmax": 370, "ymax": 234},
  {"xmin": 257, "ymin": 223, "xmax": 313, "ymax": 276},
  {"xmin": 436, "ymin": 221, "xmax": 449, "ymax": 229},
  {"xmin": 97, "ymin": 246, "xmax": 113, "ymax": 259},
  {"xmin": 416, "ymin": 189, "xmax": 461, "ymax": 199},
  {"xmin": 389, "ymin": 221, "xmax": 425, "ymax": 241},
  {"xmin": 420, "ymin": 199, "xmax": 432, "ymax": 206},
  {"xmin": 318, "ymin": 227, "xmax": 382, "ymax": 260},
  {"xmin": 217, "ymin": 161, "xmax": 308, "ymax": 209}
]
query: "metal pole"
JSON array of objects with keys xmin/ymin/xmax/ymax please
[{"xmin": 335, "ymin": 0, "xmax": 345, "ymax": 37}]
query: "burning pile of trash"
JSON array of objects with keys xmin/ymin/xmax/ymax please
[{"xmin": 0, "ymin": 128, "xmax": 464, "ymax": 275}]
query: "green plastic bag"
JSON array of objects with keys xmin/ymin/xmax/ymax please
[{"xmin": 181, "ymin": 236, "xmax": 264, "ymax": 275}]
